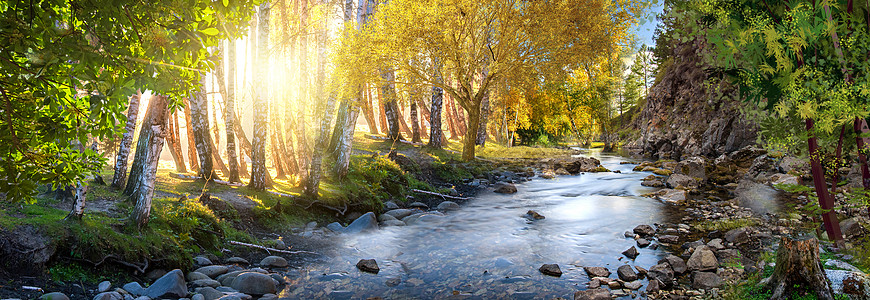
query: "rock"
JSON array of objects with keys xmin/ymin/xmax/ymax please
[
  {"xmin": 624, "ymin": 280, "xmax": 643, "ymax": 290},
  {"xmin": 385, "ymin": 278, "xmax": 401, "ymax": 287},
  {"xmin": 635, "ymin": 266, "xmax": 647, "ymax": 278},
  {"xmin": 692, "ymin": 272, "xmax": 724, "ymax": 289},
  {"xmin": 716, "ymin": 249, "xmax": 742, "ymax": 263},
  {"xmin": 383, "ymin": 201, "xmax": 400, "ymax": 210},
  {"xmin": 258, "ymin": 294, "xmax": 278, "ymax": 300},
  {"xmin": 384, "ymin": 209, "xmax": 416, "ymax": 219},
  {"xmin": 666, "ymin": 173, "xmax": 698, "ymax": 189},
  {"xmin": 826, "ymin": 269, "xmax": 870, "ymax": 299},
  {"xmin": 526, "ymin": 210, "xmax": 545, "ymax": 220},
  {"xmin": 539, "ymin": 264, "xmax": 562, "ymax": 277},
  {"xmin": 769, "ymin": 173, "xmax": 800, "ymax": 186},
  {"xmin": 403, "ymin": 213, "xmax": 443, "ymax": 225},
  {"xmin": 657, "ymin": 235, "xmax": 679, "ymax": 244},
  {"xmin": 194, "ymin": 287, "xmax": 224, "ymax": 300},
  {"xmin": 357, "ymin": 259, "xmax": 379, "ymax": 273},
  {"xmin": 145, "ymin": 269, "xmax": 187, "ymax": 299},
  {"xmin": 573, "ymin": 288, "xmax": 610, "ymax": 300},
  {"xmin": 187, "ymin": 271, "xmax": 211, "ymax": 282},
  {"xmin": 651, "ymin": 189, "xmax": 688, "ymax": 202},
  {"xmin": 647, "ymin": 263, "xmax": 674, "ymax": 289},
  {"xmin": 617, "ymin": 265, "xmax": 638, "ymax": 281},
  {"xmin": 436, "ymin": 201, "xmax": 460, "ymax": 211},
  {"xmin": 121, "ymin": 282, "xmax": 145, "ymax": 297},
  {"xmin": 326, "ymin": 222, "xmax": 345, "ymax": 232},
  {"xmin": 587, "ymin": 278, "xmax": 601, "ymax": 289},
  {"xmin": 97, "ymin": 281, "xmax": 111, "ymax": 293},
  {"xmin": 633, "ymin": 225, "xmax": 656, "ymax": 237},
  {"xmin": 145, "ymin": 269, "xmax": 166, "ymax": 281},
  {"xmin": 192, "ymin": 294, "xmax": 205, "ymax": 300},
  {"xmin": 380, "ymin": 219, "xmax": 406, "ymax": 226},
  {"xmin": 707, "ymin": 238, "xmax": 725, "ymax": 250},
  {"xmin": 194, "ymin": 265, "xmax": 228, "ymax": 279},
  {"xmin": 646, "ymin": 278, "xmax": 661, "ymax": 294},
  {"xmin": 825, "ymin": 260, "xmax": 863, "ymax": 272},
  {"xmin": 345, "ymin": 212, "xmax": 379, "ymax": 234},
  {"xmin": 540, "ymin": 170, "xmax": 556, "ymax": 179},
  {"xmin": 408, "ymin": 202, "xmax": 429, "ymax": 210},
  {"xmin": 215, "ymin": 286, "xmax": 238, "ymax": 293},
  {"xmin": 191, "ymin": 279, "xmax": 221, "ymax": 288},
  {"xmin": 494, "ymin": 182, "xmax": 518, "ymax": 194},
  {"xmin": 641, "ymin": 179, "xmax": 665, "ymax": 187},
  {"xmin": 637, "ymin": 238, "xmax": 650, "ymax": 248},
  {"xmin": 40, "ymin": 292, "xmax": 70, "ymax": 300},
  {"xmin": 682, "ymin": 239, "xmax": 705, "ymax": 250},
  {"xmin": 659, "ymin": 255, "xmax": 687, "ymax": 274},
  {"xmin": 675, "ymin": 157, "xmax": 706, "ymax": 179},
  {"xmin": 840, "ymin": 218, "xmax": 866, "ymax": 238},
  {"xmin": 216, "ymin": 270, "xmax": 246, "ymax": 286},
  {"xmin": 724, "ymin": 228, "xmax": 750, "ymax": 245},
  {"xmin": 583, "ymin": 267, "xmax": 610, "ymax": 278},
  {"xmin": 193, "ymin": 256, "xmax": 213, "ymax": 266},
  {"xmin": 259, "ymin": 256, "xmax": 288, "ymax": 268},
  {"xmin": 378, "ymin": 214, "xmax": 397, "ymax": 222},
  {"xmin": 93, "ymin": 292, "xmax": 122, "ymax": 300},
  {"xmin": 622, "ymin": 246, "xmax": 639, "ymax": 259},
  {"xmin": 230, "ymin": 272, "xmax": 277, "ymax": 295},
  {"xmin": 686, "ymin": 246, "xmax": 719, "ymax": 271},
  {"xmin": 226, "ymin": 257, "xmax": 249, "ymax": 265}
]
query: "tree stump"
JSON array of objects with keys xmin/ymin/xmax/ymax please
[{"xmin": 766, "ymin": 236, "xmax": 834, "ymax": 300}]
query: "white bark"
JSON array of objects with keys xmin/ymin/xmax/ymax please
[
  {"xmin": 110, "ymin": 92, "xmax": 142, "ymax": 188},
  {"xmin": 249, "ymin": 2, "xmax": 270, "ymax": 190}
]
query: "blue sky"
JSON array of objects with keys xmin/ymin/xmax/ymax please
[{"xmin": 633, "ymin": 2, "xmax": 665, "ymax": 48}]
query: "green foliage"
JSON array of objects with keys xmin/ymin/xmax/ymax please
[
  {"xmin": 48, "ymin": 263, "xmax": 104, "ymax": 283},
  {"xmin": 696, "ymin": 218, "xmax": 759, "ymax": 232},
  {"xmin": 341, "ymin": 155, "xmax": 412, "ymax": 209}
]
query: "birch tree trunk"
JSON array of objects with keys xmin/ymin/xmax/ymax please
[
  {"xmin": 296, "ymin": 0, "xmax": 310, "ymax": 186},
  {"xmin": 191, "ymin": 73, "xmax": 218, "ymax": 181},
  {"xmin": 249, "ymin": 2, "xmax": 270, "ymax": 191},
  {"xmin": 304, "ymin": 0, "xmax": 336, "ymax": 198},
  {"xmin": 410, "ymin": 98, "xmax": 421, "ymax": 143},
  {"xmin": 124, "ymin": 96, "xmax": 165, "ymax": 196},
  {"xmin": 271, "ymin": 116, "xmax": 287, "ymax": 179},
  {"xmin": 328, "ymin": 100, "xmax": 350, "ymax": 156},
  {"xmin": 183, "ymin": 98, "xmax": 200, "ymax": 172},
  {"xmin": 378, "ymin": 89, "xmax": 388, "ymax": 135},
  {"xmin": 110, "ymin": 92, "xmax": 142, "ymax": 189},
  {"xmin": 65, "ymin": 181, "xmax": 88, "ymax": 220},
  {"xmin": 476, "ymin": 91, "xmax": 489, "ymax": 146},
  {"xmin": 428, "ymin": 64, "xmax": 444, "ymax": 149},
  {"xmin": 129, "ymin": 95, "xmax": 169, "ymax": 229},
  {"xmin": 380, "ymin": 70, "xmax": 403, "ymax": 141},
  {"xmin": 225, "ymin": 39, "xmax": 241, "ymax": 183}
]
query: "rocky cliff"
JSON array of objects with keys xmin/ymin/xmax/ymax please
[{"xmin": 626, "ymin": 42, "xmax": 757, "ymax": 159}]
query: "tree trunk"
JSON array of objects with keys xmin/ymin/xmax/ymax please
[
  {"xmin": 806, "ymin": 118, "xmax": 845, "ymax": 248},
  {"xmin": 111, "ymin": 92, "xmax": 142, "ymax": 189},
  {"xmin": 65, "ymin": 181, "xmax": 88, "ymax": 220},
  {"xmin": 853, "ymin": 117, "xmax": 870, "ymax": 216},
  {"xmin": 183, "ymin": 98, "xmax": 200, "ymax": 173},
  {"xmin": 452, "ymin": 98, "xmax": 467, "ymax": 136},
  {"xmin": 397, "ymin": 102, "xmax": 412, "ymax": 137},
  {"xmin": 304, "ymin": 3, "xmax": 336, "ymax": 198},
  {"xmin": 766, "ymin": 236, "xmax": 834, "ymax": 300},
  {"xmin": 270, "ymin": 123, "xmax": 287, "ymax": 180},
  {"xmin": 165, "ymin": 110, "xmax": 187, "ymax": 172},
  {"xmin": 476, "ymin": 91, "xmax": 489, "ymax": 146},
  {"xmin": 377, "ymin": 88, "xmax": 388, "ymax": 136},
  {"xmin": 380, "ymin": 71, "xmax": 403, "ymax": 141},
  {"xmin": 334, "ymin": 100, "xmax": 360, "ymax": 178},
  {"xmin": 233, "ymin": 109, "xmax": 251, "ymax": 178},
  {"xmin": 429, "ymin": 80, "xmax": 444, "ymax": 149},
  {"xmin": 224, "ymin": 39, "xmax": 241, "ymax": 183},
  {"xmin": 328, "ymin": 99, "xmax": 350, "ymax": 156},
  {"xmin": 445, "ymin": 96, "xmax": 460, "ymax": 140},
  {"xmin": 296, "ymin": 0, "xmax": 310, "ymax": 187},
  {"xmin": 129, "ymin": 96, "xmax": 169, "ymax": 229},
  {"xmin": 410, "ymin": 99, "xmax": 421, "ymax": 143},
  {"xmin": 191, "ymin": 73, "xmax": 219, "ymax": 181},
  {"xmin": 361, "ymin": 88, "xmax": 379, "ymax": 134},
  {"xmin": 415, "ymin": 96, "xmax": 429, "ymax": 139},
  {"xmin": 460, "ymin": 101, "xmax": 480, "ymax": 161},
  {"xmin": 249, "ymin": 2, "xmax": 270, "ymax": 191},
  {"xmin": 124, "ymin": 95, "xmax": 168, "ymax": 196}
]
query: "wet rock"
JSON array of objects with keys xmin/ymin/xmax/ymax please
[
  {"xmin": 385, "ymin": 277, "xmax": 401, "ymax": 287},
  {"xmin": 659, "ymin": 255, "xmax": 687, "ymax": 274},
  {"xmin": 436, "ymin": 201, "xmax": 460, "ymax": 211},
  {"xmin": 686, "ymin": 247, "xmax": 719, "ymax": 271},
  {"xmin": 617, "ymin": 265, "xmax": 638, "ymax": 281},
  {"xmin": 555, "ymin": 168, "xmax": 570, "ymax": 175},
  {"xmin": 357, "ymin": 259, "xmax": 380, "ymax": 273},
  {"xmin": 378, "ymin": 214, "xmax": 397, "ymax": 222},
  {"xmin": 259, "ymin": 294, "xmax": 278, "ymax": 300},
  {"xmin": 666, "ymin": 173, "xmax": 698, "ymax": 189},
  {"xmin": 494, "ymin": 182, "xmax": 518, "ymax": 194},
  {"xmin": 657, "ymin": 235, "xmax": 679, "ymax": 244},
  {"xmin": 769, "ymin": 173, "xmax": 800, "ymax": 186},
  {"xmin": 226, "ymin": 257, "xmax": 249, "ymax": 265},
  {"xmin": 587, "ymin": 278, "xmax": 601, "ymax": 289},
  {"xmin": 92, "ymin": 292, "xmax": 122, "ymax": 300},
  {"xmin": 637, "ymin": 238, "xmax": 650, "ymax": 248},
  {"xmin": 259, "ymin": 256, "xmax": 288, "ymax": 268},
  {"xmin": 384, "ymin": 209, "xmax": 416, "ymax": 220},
  {"xmin": 345, "ymin": 212, "xmax": 379, "ymax": 234},
  {"xmin": 122, "ymin": 282, "xmax": 145, "ymax": 296},
  {"xmin": 230, "ymin": 272, "xmax": 277, "ymax": 295},
  {"xmin": 408, "ymin": 202, "xmax": 429, "ymax": 210},
  {"xmin": 326, "ymin": 222, "xmax": 345, "ymax": 232},
  {"xmin": 826, "ymin": 269, "xmax": 870, "ymax": 298},
  {"xmin": 194, "ymin": 265, "xmax": 228, "ymax": 279},
  {"xmin": 145, "ymin": 269, "xmax": 187, "ymax": 299},
  {"xmin": 583, "ymin": 267, "xmax": 611, "ymax": 278},
  {"xmin": 624, "ymin": 231, "xmax": 634, "ymax": 238},
  {"xmin": 646, "ymin": 278, "xmax": 661, "ymax": 294},
  {"xmin": 682, "ymin": 239, "xmax": 705, "ymax": 251},
  {"xmin": 635, "ymin": 266, "xmax": 648, "ymax": 278},
  {"xmin": 383, "ymin": 201, "xmax": 400, "ymax": 210},
  {"xmin": 381, "ymin": 220, "xmax": 406, "ymax": 227},
  {"xmin": 633, "ymin": 225, "xmax": 656, "ymax": 237},
  {"xmin": 539, "ymin": 264, "xmax": 562, "ymax": 276},
  {"xmin": 540, "ymin": 170, "xmax": 556, "ymax": 179},
  {"xmin": 97, "ymin": 281, "xmax": 111, "ymax": 293},
  {"xmin": 193, "ymin": 256, "xmax": 213, "ymax": 266},
  {"xmin": 40, "ymin": 292, "xmax": 70, "ymax": 300},
  {"xmin": 724, "ymin": 228, "xmax": 750, "ymax": 244},
  {"xmin": 647, "ymin": 263, "xmax": 674, "ymax": 289},
  {"xmin": 194, "ymin": 287, "xmax": 224, "ymax": 300},
  {"xmin": 624, "ymin": 280, "xmax": 643, "ymax": 290},
  {"xmin": 573, "ymin": 288, "xmax": 610, "ymax": 300},
  {"xmin": 622, "ymin": 246, "xmax": 639, "ymax": 259},
  {"xmin": 707, "ymin": 238, "xmax": 725, "ymax": 250},
  {"xmin": 526, "ymin": 210, "xmax": 545, "ymax": 220},
  {"xmin": 651, "ymin": 189, "xmax": 688, "ymax": 202},
  {"xmin": 216, "ymin": 271, "xmax": 246, "ymax": 286},
  {"xmin": 641, "ymin": 179, "xmax": 665, "ymax": 187},
  {"xmin": 692, "ymin": 271, "xmax": 724, "ymax": 289},
  {"xmin": 192, "ymin": 294, "xmax": 206, "ymax": 300},
  {"xmin": 191, "ymin": 279, "xmax": 221, "ymax": 288}
]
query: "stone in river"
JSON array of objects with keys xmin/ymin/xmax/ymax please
[
  {"xmin": 573, "ymin": 288, "xmax": 611, "ymax": 300},
  {"xmin": 539, "ymin": 264, "xmax": 562, "ymax": 277},
  {"xmin": 637, "ymin": 238, "xmax": 650, "ymax": 248},
  {"xmin": 657, "ymin": 234, "xmax": 679, "ymax": 244},
  {"xmin": 526, "ymin": 210, "xmax": 545, "ymax": 220},
  {"xmin": 617, "ymin": 265, "xmax": 638, "ymax": 281},
  {"xmin": 259, "ymin": 256, "xmax": 288, "ymax": 268},
  {"xmin": 659, "ymin": 255, "xmax": 687, "ymax": 274},
  {"xmin": 494, "ymin": 182, "xmax": 518, "ymax": 194},
  {"xmin": 345, "ymin": 212, "xmax": 379, "ymax": 234},
  {"xmin": 357, "ymin": 259, "xmax": 380, "ymax": 273},
  {"xmin": 633, "ymin": 225, "xmax": 656, "ymax": 237},
  {"xmin": 584, "ymin": 267, "xmax": 610, "ymax": 278},
  {"xmin": 622, "ymin": 246, "xmax": 639, "ymax": 259},
  {"xmin": 686, "ymin": 246, "xmax": 718, "ymax": 271},
  {"xmin": 436, "ymin": 201, "xmax": 460, "ymax": 211}
]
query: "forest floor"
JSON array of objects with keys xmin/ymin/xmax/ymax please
[{"xmin": 0, "ymin": 133, "xmax": 581, "ymax": 299}]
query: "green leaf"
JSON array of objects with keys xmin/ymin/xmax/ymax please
[{"xmin": 202, "ymin": 28, "xmax": 220, "ymax": 36}]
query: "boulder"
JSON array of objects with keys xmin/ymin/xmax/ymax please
[
  {"xmin": 40, "ymin": 292, "xmax": 70, "ymax": 300},
  {"xmin": 326, "ymin": 222, "xmax": 345, "ymax": 232},
  {"xmin": 573, "ymin": 288, "xmax": 610, "ymax": 300},
  {"xmin": 121, "ymin": 282, "xmax": 146, "ymax": 297},
  {"xmin": 659, "ymin": 255, "xmax": 687, "ymax": 274},
  {"xmin": 583, "ymin": 267, "xmax": 610, "ymax": 278},
  {"xmin": 383, "ymin": 201, "xmax": 400, "ymax": 210},
  {"xmin": 647, "ymin": 263, "xmax": 674, "ymax": 289},
  {"xmin": 526, "ymin": 210, "xmax": 545, "ymax": 220},
  {"xmin": 381, "ymin": 220, "xmax": 406, "ymax": 227},
  {"xmin": 97, "ymin": 281, "xmax": 111, "ymax": 293},
  {"xmin": 655, "ymin": 189, "xmax": 689, "ymax": 202},
  {"xmin": 667, "ymin": 173, "xmax": 698, "ymax": 189},
  {"xmin": 686, "ymin": 247, "xmax": 719, "ymax": 271},
  {"xmin": 657, "ymin": 235, "xmax": 679, "ymax": 244},
  {"xmin": 436, "ymin": 201, "xmax": 460, "ymax": 211},
  {"xmin": 716, "ymin": 249, "xmax": 742, "ymax": 263},
  {"xmin": 216, "ymin": 270, "xmax": 246, "ymax": 286},
  {"xmin": 194, "ymin": 287, "xmax": 224, "ymax": 300},
  {"xmin": 193, "ymin": 256, "xmax": 213, "ymax": 266},
  {"xmin": 555, "ymin": 168, "xmax": 571, "ymax": 175},
  {"xmin": 230, "ymin": 272, "xmax": 277, "ymax": 295},
  {"xmin": 622, "ymin": 246, "xmax": 639, "ymax": 259},
  {"xmin": 494, "ymin": 182, "xmax": 518, "ymax": 194},
  {"xmin": 191, "ymin": 279, "xmax": 221, "ymax": 288},
  {"xmin": 145, "ymin": 269, "xmax": 167, "ymax": 281},
  {"xmin": 378, "ymin": 214, "xmax": 397, "ymax": 222},
  {"xmin": 384, "ymin": 209, "xmax": 416, "ymax": 220},
  {"xmin": 357, "ymin": 259, "xmax": 380, "ymax": 273},
  {"xmin": 633, "ymin": 225, "xmax": 656, "ymax": 237},
  {"xmin": 646, "ymin": 278, "xmax": 661, "ymax": 294},
  {"xmin": 194, "ymin": 265, "xmax": 228, "ymax": 279},
  {"xmin": 345, "ymin": 212, "xmax": 379, "ymax": 234},
  {"xmin": 826, "ymin": 269, "xmax": 870, "ymax": 299},
  {"xmin": 675, "ymin": 157, "xmax": 706, "ymax": 180},
  {"xmin": 259, "ymin": 256, "xmax": 288, "ymax": 268},
  {"xmin": 706, "ymin": 238, "xmax": 725, "ymax": 250},
  {"xmin": 540, "ymin": 170, "xmax": 556, "ymax": 179},
  {"xmin": 617, "ymin": 265, "xmax": 637, "ymax": 281},
  {"xmin": 637, "ymin": 238, "xmax": 650, "ymax": 248},
  {"xmin": 769, "ymin": 173, "xmax": 800, "ymax": 186},
  {"xmin": 408, "ymin": 201, "xmax": 429, "ymax": 210},
  {"xmin": 840, "ymin": 218, "xmax": 866, "ymax": 238},
  {"xmin": 682, "ymin": 239, "xmax": 705, "ymax": 250},
  {"xmin": 192, "ymin": 294, "xmax": 206, "ymax": 300},
  {"xmin": 724, "ymin": 228, "xmax": 751, "ymax": 245},
  {"xmin": 692, "ymin": 271, "xmax": 724, "ymax": 289},
  {"xmin": 92, "ymin": 292, "xmax": 122, "ymax": 300},
  {"xmin": 624, "ymin": 280, "xmax": 643, "ymax": 290},
  {"xmin": 225, "ymin": 257, "xmax": 250, "ymax": 265},
  {"xmin": 539, "ymin": 264, "xmax": 562, "ymax": 277},
  {"xmin": 145, "ymin": 269, "xmax": 187, "ymax": 299}
]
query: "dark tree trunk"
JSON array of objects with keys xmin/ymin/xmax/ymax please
[
  {"xmin": 129, "ymin": 96, "xmax": 170, "ymax": 229},
  {"xmin": 415, "ymin": 96, "xmax": 429, "ymax": 139},
  {"xmin": 165, "ymin": 110, "xmax": 187, "ymax": 172},
  {"xmin": 377, "ymin": 88, "xmax": 388, "ymax": 136},
  {"xmin": 460, "ymin": 101, "xmax": 480, "ymax": 161},
  {"xmin": 854, "ymin": 117, "xmax": 870, "ymax": 216},
  {"xmin": 766, "ymin": 236, "xmax": 834, "ymax": 300},
  {"xmin": 249, "ymin": 2, "xmax": 270, "ymax": 191},
  {"xmin": 111, "ymin": 92, "xmax": 142, "ymax": 189},
  {"xmin": 476, "ymin": 91, "xmax": 489, "ymax": 146},
  {"xmin": 397, "ymin": 102, "xmax": 412, "ymax": 137},
  {"xmin": 806, "ymin": 118, "xmax": 844, "ymax": 248},
  {"xmin": 183, "ymin": 98, "xmax": 200, "ymax": 173},
  {"xmin": 270, "ymin": 123, "xmax": 287, "ymax": 180},
  {"xmin": 445, "ymin": 96, "xmax": 460, "ymax": 140},
  {"xmin": 428, "ymin": 81, "xmax": 444, "ymax": 149},
  {"xmin": 233, "ymin": 109, "xmax": 251, "ymax": 178},
  {"xmin": 380, "ymin": 71, "xmax": 403, "ymax": 141},
  {"xmin": 410, "ymin": 100, "xmax": 421, "ymax": 143},
  {"xmin": 361, "ymin": 88, "xmax": 379, "ymax": 134}
]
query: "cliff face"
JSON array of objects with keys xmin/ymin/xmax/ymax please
[{"xmin": 627, "ymin": 42, "xmax": 757, "ymax": 160}]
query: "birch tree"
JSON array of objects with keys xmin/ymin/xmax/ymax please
[
  {"xmin": 110, "ymin": 92, "xmax": 142, "ymax": 189},
  {"xmin": 225, "ymin": 40, "xmax": 242, "ymax": 183},
  {"xmin": 191, "ymin": 74, "xmax": 218, "ymax": 181},
  {"xmin": 128, "ymin": 96, "xmax": 169, "ymax": 229},
  {"xmin": 249, "ymin": 3, "xmax": 270, "ymax": 191}
]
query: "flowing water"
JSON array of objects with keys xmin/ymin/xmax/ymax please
[{"xmin": 279, "ymin": 150, "xmax": 685, "ymax": 299}]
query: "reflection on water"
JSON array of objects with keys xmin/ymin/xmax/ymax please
[{"xmin": 280, "ymin": 150, "xmax": 682, "ymax": 299}]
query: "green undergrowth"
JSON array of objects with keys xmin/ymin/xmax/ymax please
[{"xmin": 695, "ymin": 217, "xmax": 760, "ymax": 232}]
